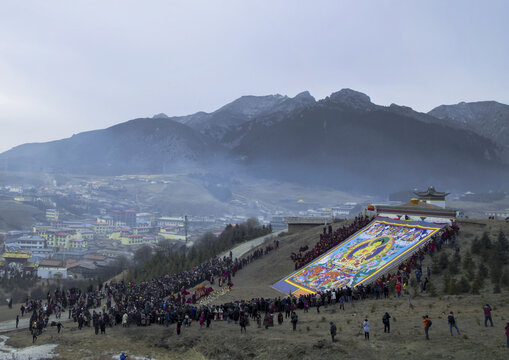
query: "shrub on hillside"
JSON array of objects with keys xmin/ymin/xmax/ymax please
[
  {"xmin": 478, "ymin": 263, "xmax": 489, "ymax": 278},
  {"xmin": 489, "ymin": 261, "xmax": 503, "ymax": 284},
  {"xmin": 462, "ymin": 251, "xmax": 476, "ymax": 279},
  {"xmin": 494, "ymin": 232, "xmax": 508, "ymax": 264},
  {"xmin": 493, "ymin": 283, "xmax": 501, "ymax": 294},
  {"xmin": 439, "ymin": 252, "xmax": 449, "ymax": 269},
  {"xmin": 480, "ymin": 232, "xmax": 493, "ymax": 262},
  {"xmin": 432, "ymin": 253, "xmax": 449, "ymax": 275},
  {"xmin": 501, "ymin": 270, "xmax": 509, "ymax": 288},
  {"xmin": 427, "ymin": 281, "xmax": 437, "ymax": 297},
  {"xmin": 442, "ymin": 274, "xmax": 451, "ymax": 294},
  {"xmin": 457, "ymin": 277, "xmax": 471, "ymax": 293},
  {"xmin": 448, "ymin": 252, "xmax": 461, "ymax": 275},
  {"xmin": 444, "ymin": 276, "xmax": 470, "ymax": 295},
  {"xmin": 471, "ymin": 237, "xmax": 481, "ymax": 254},
  {"xmin": 431, "ymin": 256, "xmax": 442, "ymax": 275},
  {"xmin": 471, "ymin": 277, "xmax": 481, "ymax": 294},
  {"xmin": 448, "ymin": 278, "xmax": 459, "ymax": 295},
  {"xmin": 480, "ymin": 232, "xmax": 492, "ymax": 250}
]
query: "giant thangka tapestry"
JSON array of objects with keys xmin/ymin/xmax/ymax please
[{"xmin": 273, "ymin": 218, "xmax": 444, "ymax": 295}]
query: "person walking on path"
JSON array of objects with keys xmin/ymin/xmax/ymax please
[
  {"xmin": 447, "ymin": 312, "xmax": 460, "ymax": 336},
  {"xmin": 177, "ymin": 318, "xmax": 182, "ymax": 335},
  {"xmin": 16, "ymin": 315, "xmax": 19, "ymax": 329},
  {"xmin": 277, "ymin": 312, "xmax": 283, "ymax": 325},
  {"xmin": 330, "ymin": 321, "xmax": 337, "ymax": 342},
  {"xmin": 291, "ymin": 312, "xmax": 298, "ymax": 331},
  {"xmin": 339, "ymin": 295, "xmax": 345, "ymax": 311},
  {"xmin": 240, "ymin": 315, "xmax": 247, "ymax": 333},
  {"xmin": 100, "ymin": 316, "xmax": 106, "ymax": 335},
  {"xmin": 199, "ymin": 311, "xmax": 205, "ymax": 329},
  {"xmin": 383, "ymin": 312, "xmax": 391, "ymax": 333},
  {"xmin": 422, "ymin": 315, "xmax": 432, "ymax": 340},
  {"xmin": 484, "ymin": 304, "xmax": 494, "ymax": 327},
  {"xmin": 363, "ymin": 318, "xmax": 370, "ymax": 340},
  {"xmin": 122, "ymin": 313, "xmax": 128, "ymax": 328}
]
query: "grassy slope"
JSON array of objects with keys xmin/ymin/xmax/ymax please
[{"xmin": 3, "ymin": 220, "xmax": 509, "ymax": 359}]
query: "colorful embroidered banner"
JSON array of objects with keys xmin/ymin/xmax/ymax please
[{"xmin": 273, "ymin": 218, "xmax": 443, "ymax": 295}]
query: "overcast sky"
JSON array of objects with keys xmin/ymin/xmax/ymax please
[{"xmin": 1, "ymin": 1, "xmax": 508, "ymax": 153}]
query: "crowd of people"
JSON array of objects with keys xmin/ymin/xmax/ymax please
[
  {"xmin": 21, "ymin": 239, "xmax": 280, "ymax": 341},
  {"xmin": 291, "ymin": 215, "xmax": 373, "ymax": 269},
  {"xmin": 13, "ymin": 218, "xmax": 509, "ymax": 352}
]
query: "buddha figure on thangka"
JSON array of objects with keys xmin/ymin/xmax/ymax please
[
  {"xmin": 288, "ymin": 221, "xmax": 439, "ymax": 292},
  {"xmin": 293, "ymin": 235, "xmax": 395, "ymax": 290}
]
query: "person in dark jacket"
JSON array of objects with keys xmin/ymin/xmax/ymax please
[
  {"xmin": 177, "ymin": 318, "xmax": 182, "ymax": 335},
  {"xmin": 484, "ymin": 304, "xmax": 494, "ymax": 327},
  {"xmin": 240, "ymin": 315, "xmax": 247, "ymax": 333},
  {"xmin": 291, "ymin": 312, "xmax": 298, "ymax": 331},
  {"xmin": 383, "ymin": 312, "xmax": 391, "ymax": 333},
  {"xmin": 330, "ymin": 321, "xmax": 337, "ymax": 342},
  {"xmin": 447, "ymin": 311, "xmax": 460, "ymax": 336}
]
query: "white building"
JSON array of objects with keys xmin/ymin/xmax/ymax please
[
  {"xmin": 37, "ymin": 267, "xmax": 67, "ymax": 279},
  {"xmin": 5, "ymin": 235, "xmax": 46, "ymax": 253},
  {"xmin": 157, "ymin": 216, "xmax": 185, "ymax": 227}
]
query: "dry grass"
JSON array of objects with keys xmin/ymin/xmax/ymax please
[{"xmin": 5, "ymin": 292, "xmax": 509, "ymax": 360}]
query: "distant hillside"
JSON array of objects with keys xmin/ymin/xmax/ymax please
[
  {"xmin": 429, "ymin": 101, "xmax": 509, "ymax": 158},
  {"xmin": 0, "ymin": 89, "xmax": 508, "ymax": 194},
  {"xmin": 171, "ymin": 91, "xmax": 315, "ymax": 143},
  {"xmin": 232, "ymin": 90, "xmax": 507, "ymax": 192},
  {"xmin": 0, "ymin": 118, "xmax": 222, "ymax": 175}
]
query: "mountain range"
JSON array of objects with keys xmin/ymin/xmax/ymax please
[{"xmin": 1, "ymin": 89, "xmax": 508, "ymax": 194}]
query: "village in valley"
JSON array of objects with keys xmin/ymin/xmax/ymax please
[{"xmin": 0, "ymin": 173, "xmax": 366, "ymax": 285}]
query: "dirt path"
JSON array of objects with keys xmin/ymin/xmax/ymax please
[
  {"xmin": 0, "ymin": 334, "xmax": 58, "ymax": 359},
  {"xmin": 220, "ymin": 230, "xmax": 285, "ymax": 259}
]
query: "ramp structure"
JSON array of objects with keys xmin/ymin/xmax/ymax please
[{"xmin": 273, "ymin": 218, "xmax": 444, "ymax": 295}]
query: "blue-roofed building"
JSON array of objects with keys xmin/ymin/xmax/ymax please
[{"xmin": 5, "ymin": 234, "xmax": 46, "ymax": 253}]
